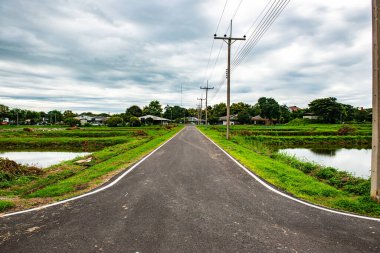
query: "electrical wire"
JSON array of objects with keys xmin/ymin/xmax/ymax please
[{"xmin": 232, "ymin": 0, "xmax": 290, "ymax": 70}]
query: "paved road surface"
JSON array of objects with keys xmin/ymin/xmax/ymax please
[{"xmin": 1, "ymin": 126, "xmax": 379, "ymax": 252}]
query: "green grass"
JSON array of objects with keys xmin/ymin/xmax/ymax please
[
  {"xmin": 198, "ymin": 125, "xmax": 380, "ymax": 217},
  {"xmin": 0, "ymin": 200, "xmax": 15, "ymax": 212},
  {"xmin": 0, "ymin": 125, "xmax": 183, "ymax": 212}
]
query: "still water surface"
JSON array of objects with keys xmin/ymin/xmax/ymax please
[
  {"xmin": 278, "ymin": 148, "xmax": 371, "ymax": 179},
  {"xmin": 0, "ymin": 152, "xmax": 90, "ymax": 168}
]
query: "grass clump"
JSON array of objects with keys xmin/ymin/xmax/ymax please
[
  {"xmin": 0, "ymin": 200, "xmax": 15, "ymax": 212},
  {"xmin": 0, "ymin": 158, "xmax": 44, "ymax": 188}
]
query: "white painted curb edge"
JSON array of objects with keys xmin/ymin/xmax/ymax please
[
  {"xmin": 198, "ymin": 128, "xmax": 380, "ymax": 222},
  {"xmin": 1, "ymin": 127, "xmax": 185, "ymax": 218}
]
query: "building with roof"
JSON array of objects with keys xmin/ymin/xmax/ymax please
[{"xmin": 139, "ymin": 115, "xmax": 169, "ymax": 125}]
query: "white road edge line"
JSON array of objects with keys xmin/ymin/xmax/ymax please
[
  {"xmin": 197, "ymin": 128, "xmax": 380, "ymax": 222},
  {"xmin": 1, "ymin": 127, "xmax": 186, "ymax": 218}
]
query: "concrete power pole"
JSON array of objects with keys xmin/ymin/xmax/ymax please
[
  {"xmin": 372, "ymin": 0, "xmax": 380, "ymax": 201},
  {"xmin": 197, "ymin": 98, "xmax": 205, "ymax": 125},
  {"xmin": 214, "ymin": 20, "xmax": 245, "ymax": 140},
  {"xmin": 200, "ymin": 80, "xmax": 214, "ymax": 126}
]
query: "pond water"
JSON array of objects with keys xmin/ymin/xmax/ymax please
[
  {"xmin": 278, "ymin": 148, "xmax": 371, "ymax": 179},
  {"xmin": 0, "ymin": 152, "xmax": 91, "ymax": 168}
]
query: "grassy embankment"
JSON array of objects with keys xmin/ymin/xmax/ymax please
[
  {"xmin": 0, "ymin": 125, "xmax": 182, "ymax": 213},
  {"xmin": 198, "ymin": 124, "xmax": 380, "ymax": 217}
]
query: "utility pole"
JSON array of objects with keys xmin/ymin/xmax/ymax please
[
  {"xmin": 214, "ymin": 20, "xmax": 245, "ymax": 140},
  {"xmin": 196, "ymin": 104, "xmax": 201, "ymax": 125},
  {"xmin": 197, "ymin": 98, "xmax": 205, "ymax": 125},
  {"xmin": 372, "ymin": 0, "xmax": 380, "ymax": 202},
  {"xmin": 200, "ymin": 80, "xmax": 214, "ymax": 126},
  {"xmin": 181, "ymin": 83, "xmax": 185, "ymax": 124}
]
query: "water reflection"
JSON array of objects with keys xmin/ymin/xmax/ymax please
[
  {"xmin": 309, "ymin": 148, "xmax": 337, "ymax": 156},
  {"xmin": 278, "ymin": 148, "xmax": 371, "ymax": 179},
  {"xmin": 0, "ymin": 152, "xmax": 91, "ymax": 168}
]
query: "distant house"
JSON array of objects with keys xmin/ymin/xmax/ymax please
[
  {"xmin": 289, "ymin": 106, "xmax": 301, "ymax": 112},
  {"xmin": 75, "ymin": 115, "xmax": 108, "ymax": 126},
  {"xmin": 251, "ymin": 115, "xmax": 277, "ymax": 125},
  {"xmin": 139, "ymin": 115, "xmax": 169, "ymax": 125},
  {"xmin": 219, "ymin": 115, "xmax": 238, "ymax": 125},
  {"xmin": 303, "ymin": 113, "xmax": 320, "ymax": 120},
  {"xmin": 186, "ymin": 117, "xmax": 204, "ymax": 125},
  {"xmin": 93, "ymin": 116, "xmax": 108, "ymax": 125}
]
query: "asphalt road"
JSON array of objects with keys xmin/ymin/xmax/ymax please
[{"xmin": 1, "ymin": 126, "xmax": 379, "ymax": 253}]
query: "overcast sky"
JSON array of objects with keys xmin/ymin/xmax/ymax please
[{"xmin": 0, "ymin": 0, "xmax": 373, "ymax": 113}]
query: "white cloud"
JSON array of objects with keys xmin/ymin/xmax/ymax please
[{"xmin": 0, "ymin": 0, "xmax": 373, "ymax": 113}]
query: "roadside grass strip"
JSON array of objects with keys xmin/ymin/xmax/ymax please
[
  {"xmin": 0, "ymin": 126, "xmax": 182, "ymax": 213},
  {"xmin": 198, "ymin": 126, "xmax": 380, "ymax": 218}
]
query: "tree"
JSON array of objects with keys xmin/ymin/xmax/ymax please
[
  {"xmin": 107, "ymin": 116, "xmax": 124, "ymax": 127},
  {"xmin": 142, "ymin": 100, "xmax": 163, "ymax": 116},
  {"xmin": 163, "ymin": 105, "xmax": 187, "ymax": 121},
  {"xmin": 47, "ymin": 110, "xmax": 63, "ymax": 124},
  {"xmin": 210, "ymin": 103, "xmax": 227, "ymax": 117},
  {"xmin": 125, "ymin": 105, "xmax": 142, "ymax": 122},
  {"xmin": 308, "ymin": 97, "xmax": 343, "ymax": 123},
  {"xmin": 237, "ymin": 110, "xmax": 251, "ymax": 124},
  {"xmin": 341, "ymin": 104, "xmax": 355, "ymax": 122},
  {"xmin": 63, "ymin": 110, "xmax": 76, "ymax": 121},
  {"xmin": 0, "ymin": 104, "xmax": 9, "ymax": 119},
  {"xmin": 129, "ymin": 116, "xmax": 141, "ymax": 127},
  {"xmin": 354, "ymin": 108, "xmax": 372, "ymax": 123},
  {"xmin": 231, "ymin": 102, "xmax": 252, "ymax": 115},
  {"xmin": 257, "ymin": 97, "xmax": 280, "ymax": 120},
  {"xmin": 279, "ymin": 105, "xmax": 291, "ymax": 123},
  {"xmin": 25, "ymin": 110, "xmax": 41, "ymax": 125},
  {"xmin": 64, "ymin": 117, "xmax": 80, "ymax": 127}
]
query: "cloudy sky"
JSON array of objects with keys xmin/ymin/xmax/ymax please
[{"xmin": 0, "ymin": 0, "xmax": 373, "ymax": 113}]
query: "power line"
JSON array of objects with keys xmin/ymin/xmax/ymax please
[
  {"xmin": 201, "ymin": 0, "xmax": 229, "ymax": 87},
  {"xmin": 232, "ymin": 0, "xmax": 285, "ymax": 67},
  {"xmin": 232, "ymin": 0, "xmax": 274, "ymax": 61},
  {"xmin": 232, "ymin": 0, "xmax": 290, "ymax": 70},
  {"xmin": 200, "ymin": 81, "xmax": 214, "ymax": 125}
]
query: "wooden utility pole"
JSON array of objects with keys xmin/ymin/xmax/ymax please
[
  {"xmin": 200, "ymin": 80, "xmax": 214, "ymax": 126},
  {"xmin": 214, "ymin": 20, "xmax": 245, "ymax": 140},
  {"xmin": 197, "ymin": 98, "xmax": 205, "ymax": 125},
  {"xmin": 372, "ymin": 0, "xmax": 380, "ymax": 201}
]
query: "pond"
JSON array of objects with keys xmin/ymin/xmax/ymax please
[
  {"xmin": 278, "ymin": 148, "xmax": 371, "ymax": 179},
  {"xmin": 0, "ymin": 151, "xmax": 91, "ymax": 168}
]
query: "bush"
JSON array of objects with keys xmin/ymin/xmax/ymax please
[
  {"xmin": 23, "ymin": 127, "xmax": 33, "ymax": 132},
  {"xmin": 337, "ymin": 125, "xmax": 356, "ymax": 135},
  {"xmin": 107, "ymin": 116, "xmax": 124, "ymax": 127},
  {"xmin": 64, "ymin": 117, "xmax": 80, "ymax": 127},
  {"xmin": 315, "ymin": 167, "xmax": 337, "ymax": 180},
  {"xmin": 133, "ymin": 130, "xmax": 148, "ymax": 136},
  {"xmin": 0, "ymin": 200, "xmax": 15, "ymax": 212},
  {"xmin": 0, "ymin": 158, "xmax": 43, "ymax": 182},
  {"xmin": 129, "ymin": 116, "xmax": 141, "ymax": 127}
]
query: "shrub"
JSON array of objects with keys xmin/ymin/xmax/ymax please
[
  {"xmin": 0, "ymin": 158, "xmax": 43, "ymax": 182},
  {"xmin": 337, "ymin": 125, "xmax": 357, "ymax": 135},
  {"xmin": 107, "ymin": 116, "xmax": 124, "ymax": 127},
  {"xmin": 315, "ymin": 167, "xmax": 337, "ymax": 180},
  {"xmin": 23, "ymin": 127, "xmax": 33, "ymax": 132},
  {"xmin": 0, "ymin": 200, "xmax": 14, "ymax": 212},
  {"xmin": 64, "ymin": 117, "xmax": 80, "ymax": 127},
  {"xmin": 129, "ymin": 117, "xmax": 141, "ymax": 127},
  {"xmin": 133, "ymin": 130, "xmax": 148, "ymax": 136}
]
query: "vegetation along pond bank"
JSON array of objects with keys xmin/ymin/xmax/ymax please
[
  {"xmin": 0, "ymin": 125, "xmax": 182, "ymax": 213},
  {"xmin": 198, "ymin": 124, "xmax": 380, "ymax": 218}
]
